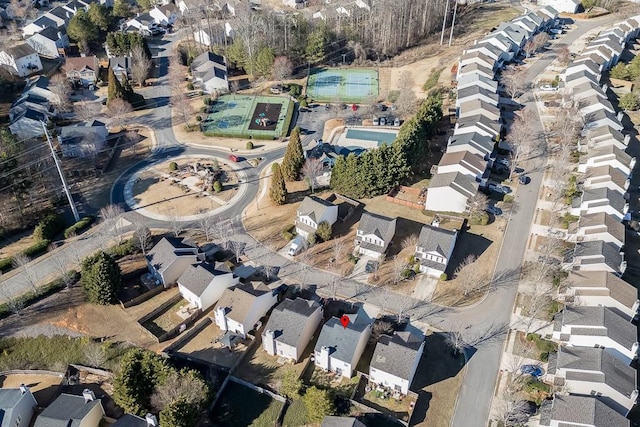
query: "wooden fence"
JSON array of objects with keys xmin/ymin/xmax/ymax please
[
  {"xmin": 119, "ymin": 285, "xmax": 164, "ymax": 309},
  {"xmin": 386, "ymin": 186, "xmax": 424, "ymax": 210}
]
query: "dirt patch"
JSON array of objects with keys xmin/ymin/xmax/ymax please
[
  {"xmin": 174, "ymin": 320, "xmax": 249, "ymax": 368},
  {"xmin": 0, "ymin": 232, "xmax": 38, "ymax": 260},
  {"xmin": 0, "ymin": 374, "xmax": 63, "ymax": 406}
]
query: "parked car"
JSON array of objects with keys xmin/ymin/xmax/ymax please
[
  {"xmin": 488, "ymin": 183, "xmax": 511, "ymax": 194},
  {"xmin": 380, "ymin": 117, "xmax": 387, "ymax": 126},
  {"xmin": 373, "ymin": 117, "xmax": 380, "ymax": 126},
  {"xmin": 539, "ymin": 84, "xmax": 558, "ymax": 92},
  {"xmin": 365, "ymin": 260, "xmax": 379, "ymax": 273},
  {"xmin": 394, "ymin": 117, "xmax": 401, "ymax": 126},
  {"xmin": 228, "ymin": 154, "xmax": 240, "ymax": 162},
  {"xmin": 519, "ymin": 175, "xmax": 530, "ymax": 185},
  {"xmin": 485, "ymin": 206, "xmax": 503, "ymax": 216},
  {"xmin": 288, "ymin": 236, "xmax": 305, "ymax": 256},
  {"xmin": 520, "ymin": 365, "xmax": 544, "ymax": 378},
  {"xmin": 496, "ymin": 158, "xmax": 510, "ymax": 167}
]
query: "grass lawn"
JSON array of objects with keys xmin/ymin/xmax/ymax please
[
  {"xmin": 141, "ymin": 299, "xmax": 187, "ymax": 337},
  {"xmin": 306, "ymin": 367, "xmax": 360, "ymax": 398},
  {"xmin": 211, "ymin": 381, "xmax": 284, "ymax": 427},
  {"xmin": 282, "ymin": 398, "xmax": 309, "ymax": 427}
]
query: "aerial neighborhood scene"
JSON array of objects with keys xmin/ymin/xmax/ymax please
[{"xmin": 2, "ymin": 0, "xmax": 640, "ymax": 424}]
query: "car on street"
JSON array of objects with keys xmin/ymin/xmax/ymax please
[
  {"xmin": 485, "ymin": 206, "xmax": 502, "ymax": 216},
  {"xmin": 496, "ymin": 158, "xmax": 510, "ymax": 167},
  {"xmin": 488, "ymin": 183, "xmax": 511, "ymax": 194},
  {"xmin": 228, "ymin": 154, "xmax": 240, "ymax": 162},
  {"xmin": 519, "ymin": 175, "xmax": 530, "ymax": 185}
]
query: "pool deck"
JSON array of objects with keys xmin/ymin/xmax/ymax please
[{"xmin": 334, "ymin": 126, "xmax": 399, "ymax": 149}]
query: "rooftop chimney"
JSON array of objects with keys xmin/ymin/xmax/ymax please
[
  {"xmin": 19, "ymin": 384, "xmax": 28, "ymax": 395},
  {"xmin": 145, "ymin": 413, "xmax": 158, "ymax": 427},
  {"xmin": 82, "ymin": 389, "xmax": 96, "ymax": 403}
]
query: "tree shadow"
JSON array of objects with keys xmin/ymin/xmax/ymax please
[
  {"xmin": 411, "ymin": 333, "xmax": 465, "ymax": 390},
  {"xmin": 409, "ymin": 391, "xmax": 432, "ymax": 426},
  {"xmin": 445, "ymin": 231, "xmax": 493, "ymax": 277}
]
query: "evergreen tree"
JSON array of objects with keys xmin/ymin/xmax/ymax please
[
  {"xmin": 303, "ymin": 386, "xmax": 334, "ymax": 423},
  {"xmin": 305, "ymin": 25, "xmax": 329, "ymax": 64},
  {"xmin": 269, "ymin": 163, "xmax": 287, "ymax": 205},
  {"xmin": 81, "ymin": 251, "xmax": 122, "ymax": 305},
  {"xmin": 254, "ymin": 46, "xmax": 275, "ymax": 78},
  {"xmin": 112, "ymin": 0, "xmax": 132, "ymax": 18},
  {"xmin": 67, "ymin": 9, "xmax": 99, "ymax": 52},
  {"xmin": 282, "ymin": 127, "xmax": 304, "ymax": 181},
  {"xmin": 159, "ymin": 399, "xmax": 200, "ymax": 427},
  {"xmin": 108, "ymin": 68, "xmax": 125, "ymax": 102},
  {"xmin": 113, "ymin": 348, "xmax": 169, "ymax": 415}
]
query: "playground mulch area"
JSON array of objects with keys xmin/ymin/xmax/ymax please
[
  {"xmin": 201, "ymin": 95, "xmax": 293, "ymax": 139},
  {"xmin": 306, "ymin": 68, "xmax": 379, "ymax": 103}
]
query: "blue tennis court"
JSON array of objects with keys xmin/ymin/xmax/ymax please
[{"xmin": 307, "ymin": 68, "xmax": 379, "ymax": 103}]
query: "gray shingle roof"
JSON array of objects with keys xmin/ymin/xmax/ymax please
[
  {"xmin": 357, "ymin": 211, "xmax": 396, "ymax": 242},
  {"xmin": 428, "ymin": 172, "xmax": 479, "ymax": 196},
  {"xmin": 5, "ymin": 43, "xmax": 37, "ymax": 58},
  {"xmin": 457, "ymin": 62, "xmax": 494, "ymax": 78},
  {"xmin": 177, "ymin": 262, "xmax": 232, "ymax": 297},
  {"xmin": 447, "ymin": 132, "xmax": 495, "ymax": 153},
  {"xmin": 417, "ymin": 224, "xmax": 457, "ymax": 257},
  {"xmin": 34, "ymin": 394, "xmax": 103, "ymax": 427},
  {"xmin": 298, "ymin": 196, "xmax": 335, "ymax": 223},
  {"xmin": 552, "ymin": 346, "xmax": 635, "ymax": 395},
  {"xmin": 576, "ymin": 212, "xmax": 625, "ymax": 244},
  {"xmin": 584, "ymin": 165, "xmax": 628, "ymax": 190},
  {"xmin": 580, "ymin": 187, "xmax": 627, "ymax": 213},
  {"xmin": 568, "ymin": 271, "xmax": 638, "ymax": 309},
  {"xmin": 573, "ymin": 240, "xmax": 622, "ymax": 272},
  {"xmin": 539, "ymin": 395, "xmax": 629, "ymax": 427},
  {"xmin": 438, "ymin": 151, "xmax": 487, "ymax": 174},
  {"xmin": 370, "ymin": 331, "xmax": 423, "ymax": 381},
  {"xmin": 216, "ymin": 282, "xmax": 273, "ymax": 324},
  {"xmin": 321, "ymin": 417, "xmax": 366, "ymax": 427},
  {"xmin": 457, "ymin": 85, "xmax": 499, "ymax": 103},
  {"xmin": 146, "ymin": 237, "xmax": 198, "ymax": 275},
  {"xmin": 111, "ymin": 414, "xmax": 148, "ymax": 427},
  {"xmin": 559, "ymin": 306, "xmax": 636, "ymax": 349},
  {"xmin": 264, "ymin": 298, "xmax": 322, "ymax": 347},
  {"xmin": 314, "ymin": 316, "xmax": 370, "ymax": 365},
  {"xmin": 0, "ymin": 388, "xmax": 27, "ymax": 409}
]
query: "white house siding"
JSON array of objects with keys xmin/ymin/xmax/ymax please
[
  {"xmin": 241, "ymin": 293, "xmax": 277, "ymax": 336},
  {"xmin": 177, "ymin": 284, "xmax": 200, "ymax": 308},
  {"xmin": 0, "ymin": 52, "xmax": 42, "ymax": 77},
  {"xmin": 194, "ymin": 30, "xmax": 211, "ymax": 46},
  {"xmin": 369, "ymin": 367, "xmax": 410, "ymax": 395},
  {"xmin": 559, "ymin": 377, "xmax": 634, "ymax": 411},
  {"xmin": 203, "ymin": 78, "xmax": 229, "ymax": 94},
  {"xmin": 5, "ymin": 391, "xmax": 37, "ymax": 427},
  {"xmin": 573, "ymin": 294, "xmax": 638, "ymax": 319},
  {"xmin": 295, "ymin": 308, "xmax": 323, "ymax": 361},
  {"xmin": 196, "ymin": 273, "xmax": 239, "ymax": 310},
  {"xmin": 424, "ymin": 187, "xmax": 469, "ymax": 213},
  {"xmin": 359, "ymin": 247, "xmax": 383, "ymax": 259},
  {"xmin": 553, "ymin": 332, "xmax": 636, "ymax": 364},
  {"xmin": 26, "ymin": 36, "xmax": 58, "ymax": 58},
  {"xmin": 158, "ymin": 256, "xmax": 196, "ymax": 287},
  {"xmin": 80, "ymin": 402, "xmax": 104, "ymax": 427}
]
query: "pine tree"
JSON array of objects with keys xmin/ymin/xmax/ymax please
[
  {"xmin": 81, "ymin": 251, "xmax": 122, "ymax": 305},
  {"xmin": 108, "ymin": 68, "xmax": 125, "ymax": 102},
  {"xmin": 112, "ymin": 348, "xmax": 168, "ymax": 415},
  {"xmin": 282, "ymin": 127, "xmax": 304, "ymax": 181},
  {"xmin": 159, "ymin": 398, "xmax": 200, "ymax": 427},
  {"xmin": 269, "ymin": 163, "xmax": 287, "ymax": 205}
]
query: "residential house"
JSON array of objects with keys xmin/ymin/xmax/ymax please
[
  {"xmin": 456, "ymin": 85, "xmax": 499, "ymax": 107},
  {"xmin": 446, "ymin": 132, "xmax": 495, "ymax": 156},
  {"xmin": 458, "ymin": 51, "xmax": 496, "ymax": 71},
  {"xmin": 314, "ymin": 313, "xmax": 372, "ymax": 378},
  {"xmin": 149, "ymin": 4, "xmax": 178, "ymax": 26},
  {"xmin": 567, "ymin": 271, "xmax": 639, "ymax": 319},
  {"xmin": 214, "ymin": 282, "xmax": 279, "ymax": 338},
  {"xmin": 570, "ymin": 81, "xmax": 607, "ymax": 103},
  {"xmin": 456, "ymin": 62, "xmax": 495, "ymax": 81},
  {"xmin": 22, "ymin": 15, "xmax": 59, "ymax": 37},
  {"xmin": 480, "ymin": 33, "xmax": 517, "ymax": 61},
  {"xmin": 465, "ymin": 42, "xmax": 508, "ymax": 69},
  {"xmin": 435, "ymin": 151, "xmax": 488, "ymax": 180},
  {"xmin": 190, "ymin": 51, "xmax": 229, "ymax": 94},
  {"xmin": 321, "ymin": 417, "xmax": 366, "ymax": 427},
  {"xmin": 126, "ymin": 12, "xmax": 155, "ymax": 33},
  {"xmin": 146, "ymin": 237, "xmax": 199, "ymax": 287},
  {"xmin": 578, "ymin": 146, "xmax": 634, "ymax": 175},
  {"xmin": 564, "ymin": 70, "xmax": 600, "ymax": 90},
  {"xmin": 571, "ymin": 240, "xmax": 626, "ymax": 275},
  {"xmin": 578, "ymin": 96, "xmax": 615, "ymax": 117},
  {"xmin": 295, "ymin": 196, "xmax": 339, "ymax": 239},
  {"xmin": 262, "ymin": 298, "xmax": 323, "ymax": 362},
  {"xmin": 547, "ymin": 346, "xmax": 637, "ymax": 412},
  {"xmin": 582, "ymin": 45, "xmax": 616, "ymax": 70},
  {"xmin": 42, "ymin": 6, "xmax": 74, "ymax": 28},
  {"xmin": 354, "ymin": 211, "xmax": 396, "ymax": 259},
  {"xmin": 26, "ymin": 27, "xmax": 69, "ymax": 58},
  {"xmin": 0, "ymin": 385, "xmax": 37, "ymax": 427},
  {"xmin": 112, "ymin": 413, "xmax": 158, "ymax": 427},
  {"xmin": 588, "ymin": 37, "xmax": 623, "ymax": 66},
  {"xmin": 582, "ymin": 165, "xmax": 629, "ymax": 195},
  {"xmin": 176, "ymin": 262, "xmax": 239, "ymax": 310},
  {"xmin": 33, "ymin": 390, "xmax": 105, "ymax": 427},
  {"xmin": 10, "ymin": 93, "xmax": 51, "ymax": 123},
  {"xmin": 567, "ymin": 212, "xmax": 625, "ymax": 247},
  {"xmin": 64, "ymin": 56, "xmax": 100, "ymax": 87},
  {"xmin": 58, "ymin": 120, "xmax": 109, "ymax": 158},
  {"xmin": 574, "ymin": 52, "xmax": 609, "ymax": 70},
  {"xmin": 369, "ymin": 331, "xmax": 425, "ymax": 395},
  {"xmin": 583, "ymin": 110, "xmax": 624, "ymax": 133},
  {"xmin": 564, "ymin": 59, "xmax": 603, "ymax": 81},
  {"xmin": 536, "ymin": 0, "xmax": 580, "ymax": 13},
  {"xmin": 570, "ymin": 187, "xmax": 628, "ymax": 221},
  {"xmin": 539, "ymin": 394, "xmax": 629, "ymax": 427},
  {"xmin": 0, "ymin": 44, "xmax": 42, "ymax": 77},
  {"xmin": 193, "ymin": 27, "xmax": 226, "ymax": 47},
  {"xmin": 109, "ymin": 56, "xmax": 132, "ymax": 83},
  {"xmin": 582, "ymin": 126, "xmax": 629, "ymax": 151},
  {"xmin": 456, "ymin": 73, "xmax": 499, "ymax": 92},
  {"xmin": 493, "ymin": 23, "xmax": 527, "ymax": 51},
  {"xmin": 454, "ymin": 114, "xmax": 502, "ymax": 140},
  {"xmin": 552, "ymin": 305, "xmax": 638, "ymax": 364},
  {"xmin": 414, "ymin": 224, "xmax": 458, "ymax": 277},
  {"xmin": 9, "ymin": 108, "xmax": 48, "ymax": 139},
  {"xmin": 425, "ymin": 172, "xmax": 479, "ymax": 214},
  {"xmin": 457, "ymin": 99, "xmax": 501, "ymax": 121}
]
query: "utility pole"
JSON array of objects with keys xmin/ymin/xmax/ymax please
[
  {"xmin": 42, "ymin": 122, "xmax": 80, "ymax": 222},
  {"xmin": 440, "ymin": 0, "xmax": 450, "ymax": 45},
  {"xmin": 448, "ymin": 0, "xmax": 459, "ymax": 47}
]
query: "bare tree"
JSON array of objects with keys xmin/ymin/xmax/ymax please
[
  {"xmin": 467, "ymin": 192, "xmax": 490, "ymax": 217},
  {"xmin": 50, "ymin": 73, "xmax": 73, "ymax": 112},
  {"xmin": 556, "ymin": 45, "xmax": 571, "ymax": 65},
  {"xmin": 500, "ymin": 66, "xmax": 525, "ymax": 99},
  {"xmin": 302, "ymin": 158, "xmax": 324, "ymax": 193},
  {"xmin": 84, "ymin": 344, "xmax": 107, "ymax": 367},
  {"xmin": 74, "ymin": 100, "xmax": 103, "ymax": 122},
  {"xmin": 494, "ymin": 388, "xmax": 530, "ymax": 427},
  {"xmin": 132, "ymin": 223, "xmax": 152, "ymax": 255},
  {"xmin": 401, "ymin": 234, "xmax": 419, "ymax": 252},
  {"xmin": 228, "ymin": 239, "xmax": 245, "ymax": 264},
  {"xmin": 100, "ymin": 204, "xmax": 126, "ymax": 244},
  {"xmin": 454, "ymin": 255, "xmax": 490, "ymax": 297},
  {"xmin": 271, "ymin": 56, "xmax": 293, "ymax": 84},
  {"xmin": 213, "ymin": 219, "xmax": 233, "ymax": 250},
  {"xmin": 396, "ymin": 293, "xmax": 417, "ymax": 322},
  {"xmin": 0, "ymin": 285, "xmax": 25, "ymax": 316},
  {"xmin": 523, "ymin": 39, "xmax": 536, "ymax": 58},
  {"xmin": 532, "ymin": 32, "xmax": 550, "ymax": 53},
  {"xmin": 106, "ymin": 98, "xmax": 133, "ymax": 131},
  {"xmin": 13, "ymin": 253, "xmax": 38, "ymax": 295},
  {"xmin": 52, "ymin": 253, "xmax": 76, "ymax": 289},
  {"xmin": 394, "ymin": 88, "xmax": 418, "ymax": 117},
  {"xmin": 321, "ymin": 276, "xmax": 341, "ymax": 300},
  {"xmin": 151, "ymin": 370, "xmax": 209, "ymax": 412},
  {"xmin": 198, "ymin": 215, "xmax": 217, "ymax": 242},
  {"xmin": 506, "ymin": 109, "xmax": 537, "ymax": 177},
  {"xmin": 166, "ymin": 209, "xmax": 185, "ymax": 238},
  {"xmin": 296, "ymin": 250, "xmax": 313, "ymax": 290},
  {"xmin": 391, "ymin": 255, "xmax": 406, "ymax": 286},
  {"xmin": 330, "ymin": 237, "xmax": 347, "ymax": 275},
  {"xmin": 131, "ymin": 45, "xmax": 152, "ymax": 87},
  {"xmin": 445, "ymin": 321, "xmax": 467, "ymax": 355},
  {"xmin": 518, "ymin": 279, "xmax": 554, "ymax": 334}
]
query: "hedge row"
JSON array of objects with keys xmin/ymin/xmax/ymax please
[
  {"xmin": 64, "ymin": 216, "xmax": 95, "ymax": 239},
  {"xmin": 0, "ymin": 239, "xmax": 52, "ymax": 273},
  {"xmin": 202, "ymin": 130, "xmax": 276, "ymax": 140},
  {"xmin": 34, "ymin": 214, "xmax": 65, "ymax": 241},
  {"xmin": 281, "ymin": 100, "xmax": 296, "ymax": 137}
]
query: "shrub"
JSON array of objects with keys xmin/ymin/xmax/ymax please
[
  {"xmin": 107, "ymin": 239, "xmax": 136, "ymax": 258},
  {"xmin": 299, "ymin": 98, "xmax": 308, "ymax": 108},
  {"xmin": 422, "ymin": 67, "xmax": 444, "ymax": 92},
  {"xmin": 203, "ymin": 96, "xmax": 211, "ymax": 105},
  {"xmin": 282, "ymin": 224, "xmax": 296, "ymax": 241},
  {"xmin": 169, "ymin": 162, "xmax": 178, "ymax": 171},
  {"xmin": 213, "ymin": 181, "xmax": 222, "ymax": 192},
  {"xmin": 401, "ymin": 268, "xmax": 415, "ymax": 279},
  {"xmin": 348, "ymin": 253, "xmax": 359, "ymax": 264},
  {"xmin": 503, "ymin": 195, "xmax": 515, "ymax": 203},
  {"xmin": 196, "ymin": 115, "xmax": 202, "ymax": 121},
  {"xmin": 440, "ymin": 273, "xmax": 447, "ymax": 281},
  {"xmin": 0, "ymin": 258, "xmax": 13, "ymax": 272},
  {"xmin": 315, "ymin": 221, "xmax": 332, "ymax": 242},
  {"xmin": 246, "ymin": 141, "xmax": 254, "ymax": 150},
  {"xmin": 286, "ymin": 83, "xmax": 302, "ymax": 98},
  {"xmin": 307, "ymin": 233, "xmax": 317, "ymax": 245},
  {"xmin": 64, "ymin": 216, "xmax": 95, "ymax": 238},
  {"xmin": 186, "ymin": 82, "xmax": 194, "ymax": 90},
  {"xmin": 23, "ymin": 239, "xmax": 51, "ymax": 258},
  {"xmin": 540, "ymin": 352, "xmax": 549, "ymax": 362},
  {"xmin": 469, "ymin": 211, "xmax": 489, "ymax": 226},
  {"xmin": 619, "ymin": 92, "xmax": 639, "ymax": 111},
  {"xmin": 199, "ymin": 106, "xmax": 206, "ymax": 113},
  {"xmin": 34, "ymin": 213, "xmax": 64, "ymax": 241}
]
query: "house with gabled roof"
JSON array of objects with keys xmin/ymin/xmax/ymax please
[
  {"xmin": 435, "ymin": 151, "xmax": 488, "ymax": 181},
  {"xmin": 480, "ymin": 33, "xmax": 517, "ymax": 61},
  {"xmin": 112, "ymin": 413, "xmax": 158, "ymax": 427},
  {"xmin": 262, "ymin": 298, "xmax": 323, "ymax": 362},
  {"xmin": 567, "ymin": 212, "xmax": 625, "ymax": 248},
  {"xmin": 321, "ymin": 417, "xmax": 366, "ymax": 427},
  {"xmin": 570, "ymin": 187, "xmax": 628, "ymax": 221},
  {"xmin": 567, "ymin": 271, "xmax": 639, "ymax": 319},
  {"xmin": 26, "ymin": 26, "xmax": 69, "ymax": 58},
  {"xmin": 176, "ymin": 262, "xmax": 239, "ymax": 310},
  {"xmin": 109, "ymin": 56, "xmax": 132, "ymax": 83},
  {"xmin": 146, "ymin": 237, "xmax": 200, "ymax": 287},
  {"xmin": 540, "ymin": 394, "xmax": 629, "ymax": 427},
  {"xmin": 149, "ymin": 4, "xmax": 178, "ymax": 26},
  {"xmin": 574, "ymin": 51, "xmax": 608, "ymax": 70},
  {"xmin": 42, "ymin": 5, "xmax": 74, "ymax": 28},
  {"xmin": 493, "ymin": 23, "xmax": 527, "ymax": 50},
  {"xmin": 214, "ymin": 282, "xmax": 279, "ymax": 338},
  {"xmin": 0, "ymin": 385, "xmax": 37, "ymax": 427},
  {"xmin": 582, "ymin": 126, "xmax": 629, "ymax": 151},
  {"xmin": 34, "ymin": 390, "xmax": 104, "ymax": 427},
  {"xmin": 552, "ymin": 305, "xmax": 638, "ymax": 364},
  {"xmin": 22, "ymin": 15, "xmax": 59, "ymax": 37},
  {"xmin": 582, "ymin": 45, "xmax": 616, "ymax": 70},
  {"xmin": 547, "ymin": 346, "xmax": 637, "ymax": 412},
  {"xmin": 570, "ymin": 81, "xmax": 607, "ymax": 102},
  {"xmin": 64, "ymin": 56, "xmax": 100, "ymax": 87},
  {"xmin": 582, "ymin": 165, "xmax": 629, "ymax": 194},
  {"xmin": 458, "ymin": 50, "xmax": 496, "ymax": 71},
  {"xmin": 454, "ymin": 114, "xmax": 501, "ymax": 140},
  {"xmin": 0, "ymin": 43, "xmax": 43, "ymax": 77},
  {"xmin": 588, "ymin": 37, "xmax": 623, "ymax": 66},
  {"xmin": 425, "ymin": 172, "xmax": 479, "ymax": 214},
  {"xmin": 571, "ymin": 240, "xmax": 626, "ymax": 275},
  {"xmin": 456, "ymin": 85, "xmax": 499, "ymax": 107},
  {"xmin": 126, "ymin": 12, "xmax": 155, "ymax": 33},
  {"xmin": 457, "ymin": 99, "xmax": 501, "ymax": 121},
  {"xmin": 456, "ymin": 73, "xmax": 499, "ymax": 92},
  {"xmin": 565, "ymin": 70, "xmax": 600, "ymax": 89},
  {"xmin": 295, "ymin": 196, "xmax": 338, "ymax": 239},
  {"xmin": 446, "ymin": 132, "xmax": 494, "ymax": 156},
  {"xmin": 415, "ymin": 224, "xmax": 458, "ymax": 277},
  {"xmin": 456, "ymin": 62, "xmax": 494, "ymax": 81},
  {"xmin": 190, "ymin": 51, "xmax": 229, "ymax": 94},
  {"xmin": 583, "ymin": 109, "xmax": 624, "ymax": 133},
  {"xmin": 465, "ymin": 42, "xmax": 508, "ymax": 69},
  {"xmin": 314, "ymin": 312, "xmax": 372, "ymax": 378},
  {"xmin": 58, "ymin": 120, "xmax": 109, "ymax": 158},
  {"xmin": 578, "ymin": 146, "xmax": 634, "ymax": 175},
  {"xmin": 369, "ymin": 331, "xmax": 424, "ymax": 395},
  {"xmin": 9, "ymin": 108, "xmax": 48, "ymax": 139},
  {"xmin": 565, "ymin": 59, "xmax": 603, "ymax": 81},
  {"xmin": 354, "ymin": 211, "xmax": 396, "ymax": 259}
]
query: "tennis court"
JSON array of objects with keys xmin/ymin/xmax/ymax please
[
  {"xmin": 201, "ymin": 95, "xmax": 295, "ymax": 139},
  {"xmin": 307, "ymin": 68, "xmax": 379, "ymax": 103}
]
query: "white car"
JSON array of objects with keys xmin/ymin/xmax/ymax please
[{"xmin": 539, "ymin": 84, "xmax": 558, "ymax": 92}]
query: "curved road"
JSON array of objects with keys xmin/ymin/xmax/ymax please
[{"xmin": 0, "ymin": 13, "xmax": 622, "ymax": 427}]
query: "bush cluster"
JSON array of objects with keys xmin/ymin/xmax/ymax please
[
  {"xmin": 34, "ymin": 214, "xmax": 65, "ymax": 241},
  {"xmin": 64, "ymin": 216, "xmax": 95, "ymax": 238}
]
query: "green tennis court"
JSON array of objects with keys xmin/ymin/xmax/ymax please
[
  {"xmin": 307, "ymin": 68, "xmax": 379, "ymax": 103},
  {"xmin": 201, "ymin": 95, "xmax": 294, "ymax": 139}
]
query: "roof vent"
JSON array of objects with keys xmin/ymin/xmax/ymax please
[
  {"xmin": 82, "ymin": 389, "xmax": 95, "ymax": 403},
  {"xmin": 145, "ymin": 413, "xmax": 158, "ymax": 427}
]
